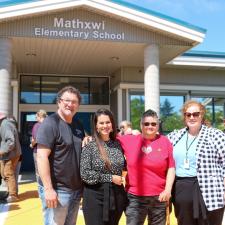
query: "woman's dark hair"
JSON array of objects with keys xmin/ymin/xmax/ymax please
[{"xmin": 92, "ymin": 108, "xmax": 116, "ymax": 170}]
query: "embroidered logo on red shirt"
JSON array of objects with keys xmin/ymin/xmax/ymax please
[{"xmin": 141, "ymin": 145, "xmax": 152, "ymax": 154}]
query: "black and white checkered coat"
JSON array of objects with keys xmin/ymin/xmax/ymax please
[{"xmin": 168, "ymin": 125, "xmax": 225, "ymax": 211}]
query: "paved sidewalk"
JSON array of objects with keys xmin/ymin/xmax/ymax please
[{"xmin": 0, "ymin": 172, "xmax": 178, "ymax": 225}]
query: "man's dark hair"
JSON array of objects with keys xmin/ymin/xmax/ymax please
[
  {"xmin": 141, "ymin": 109, "xmax": 158, "ymax": 122},
  {"xmin": 57, "ymin": 86, "xmax": 81, "ymax": 104}
]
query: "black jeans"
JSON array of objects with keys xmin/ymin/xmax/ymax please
[
  {"xmin": 126, "ymin": 193, "xmax": 166, "ymax": 225},
  {"xmin": 83, "ymin": 183, "xmax": 127, "ymax": 225}
]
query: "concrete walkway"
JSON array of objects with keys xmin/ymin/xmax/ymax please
[{"xmin": 0, "ymin": 173, "xmax": 179, "ymax": 225}]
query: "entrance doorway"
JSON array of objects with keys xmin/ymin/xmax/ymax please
[{"xmin": 20, "ymin": 111, "xmax": 93, "ymax": 171}]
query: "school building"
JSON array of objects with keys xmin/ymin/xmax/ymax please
[{"xmin": 0, "ymin": 0, "xmax": 225, "ymax": 170}]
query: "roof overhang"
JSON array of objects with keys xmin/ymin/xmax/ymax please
[
  {"xmin": 0, "ymin": 0, "xmax": 207, "ymax": 75},
  {"xmin": 0, "ymin": 0, "xmax": 206, "ymax": 44},
  {"xmin": 167, "ymin": 51, "xmax": 225, "ymax": 70}
]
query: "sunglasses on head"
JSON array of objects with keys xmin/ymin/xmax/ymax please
[
  {"xmin": 142, "ymin": 122, "xmax": 157, "ymax": 127},
  {"xmin": 184, "ymin": 112, "xmax": 201, "ymax": 118}
]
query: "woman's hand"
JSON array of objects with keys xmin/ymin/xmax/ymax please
[{"xmin": 112, "ymin": 175, "xmax": 125, "ymax": 186}]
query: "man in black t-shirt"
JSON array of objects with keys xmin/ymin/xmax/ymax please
[{"xmin": 37, "ymin": 86, "xmax": 85, "ymax": 225}]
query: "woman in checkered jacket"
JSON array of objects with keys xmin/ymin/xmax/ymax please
[{"xmin": 168, "ymin": 100, "xmax": 225, "ymax": 225}]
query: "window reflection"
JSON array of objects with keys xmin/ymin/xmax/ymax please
[
  {"xmin": 192, "ymin": 97, "xmax": 225, "ymax": 129},
  {"xmin": 129, "ymin": 93, "xmax": 225, "ymax": 132},
  {"xmin": 90, "ymin": 78, "xmax": 109, "ymax": 105},
  {"xmin": 20, "ymin": 76, "xmax": 40, "ymax": 103},
  {"xmin": 129, "ymin": 93, "xmax": 184, "ymax": 133}
]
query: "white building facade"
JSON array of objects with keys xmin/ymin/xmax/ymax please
[{"xmin": 0, "ymin": 0, "xmax": 224, "ymax": 170}]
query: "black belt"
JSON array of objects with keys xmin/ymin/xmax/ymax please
[{"xmin": 176, "ymin": 176, "xmax": 207, "ymax": 220}]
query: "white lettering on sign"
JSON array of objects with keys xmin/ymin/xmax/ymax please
[
  {"xmin": 35, "ymin": 28, "xmax": 90, "ymax": 39},
  {"xmin": 92, "ymin": 31, "xmax": 125, "ymax": 40},
  {"xmin": 34, "ymin": 18, "xmax": 125, "ymax": 41},
  {"xmin": 54, "ymin": 18, "xmax": 105, "ymax": 30}
]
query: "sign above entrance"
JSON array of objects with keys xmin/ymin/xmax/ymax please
[
  {"xmin": 0, "ymin": 8, "xmax": 187, "ymax": 45},
  {"xmin": 34, "ymin": 17, "xmax": 125, "ymax": 41}
]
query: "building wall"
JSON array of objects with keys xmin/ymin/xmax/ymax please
[
  {"xmin": 111, "ymin": 66, "xmax": 225, "ymax": 89},
  {"xmin": 161, "ymin": 68, "xmax": 225, "ymax": 85}
]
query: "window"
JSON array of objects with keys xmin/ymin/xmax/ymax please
[
  {"xmin": 20, "ymin": 75, "xmax": 109, "ymax": 105},
  {"xmin": 20, "ymin": 76, "xmax": 40, "ymax": 103},
  {"xmin": 90, "ymin": 77, "xmax": 109, "ymax": 105},
  {"xmin": 129, "ymin": 92, "xmax": 224, "ymax": 132}
]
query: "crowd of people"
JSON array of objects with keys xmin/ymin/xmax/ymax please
[{"xmin": 1, "ymin": 85, "xmax": 225, "ymax": 225}]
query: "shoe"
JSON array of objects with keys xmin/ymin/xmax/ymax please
[{"xmin": 6, "ymin": 195, "xmax": 19, "ymax": 203}]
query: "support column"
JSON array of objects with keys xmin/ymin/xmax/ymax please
[
  {"xmin": 117, "ymin": 88, "xmax": 123, "ymax": 125},
  {"xmin": 0, "ymin": 38, "xmax": 12, "ymax": 115},
  {"xmin": 144, "ymin": 44, "xmax": 160, "ymax": 116},
  {"xmin": 186, "ymin": 90, "xmax": 191, "ymax": 101},
  {"xmin": 11, "ymin": 80, "xmax": 19, "ymax": 120}
]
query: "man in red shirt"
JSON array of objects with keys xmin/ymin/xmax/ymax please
[{"xmin": 117, "ymin": 109, "xmax": 175, "ymax": 225}]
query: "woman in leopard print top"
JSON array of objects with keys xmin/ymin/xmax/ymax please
[{"xmin": 80, "ymin": 108, "xmax": 127, "ymax": 225}]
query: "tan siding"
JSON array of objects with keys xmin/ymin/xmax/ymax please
[{"xmin": 0, "ymin": 8, "xmax": 191, "ymax": 46}]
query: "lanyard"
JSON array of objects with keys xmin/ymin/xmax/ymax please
[{"xmin": 185, "ymin": 132, "xmax": 198, "ymax": 160}]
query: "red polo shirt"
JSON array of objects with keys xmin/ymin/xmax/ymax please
[{"xmin": 117, "ymin": 134, "xmax": 175, "ymax": 196}]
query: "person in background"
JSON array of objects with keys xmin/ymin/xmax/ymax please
[
  {"xmin": 0, "ymin": 112, "xmax": 22, "ymax": 202},
  {"xmin": 118, "ymin": 120, "xmax": 140, "ymax": 135},
  {"xmin": 7, "ymin": 115, "xmax": 22, "ymax": 196},
  {"xmin": 117, "ymin": 109, "xmax": 175, "ymax": 225},
  {"xmin": 80, "ymin": 108, "xmax": 127, "ymax": 225},
  {"xmin": 168, "ymin": 100, "xmax": 225, "ymax": 225},
  {"xmin": 30, "ymin": 109, "xmax": 47, "ymax": 181},
  {"xmin": 36, "ymin": 86, "xmax": 85, "ymax": 225}
]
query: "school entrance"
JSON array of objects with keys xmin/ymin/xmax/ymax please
[{"xmin": 19, "ymin": 74, "xmax": 110, "ymax": 171}]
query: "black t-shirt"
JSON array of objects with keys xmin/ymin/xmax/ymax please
[{"xmin": 36, "ymin": 113, "xmax": 84, "ymax": 191}]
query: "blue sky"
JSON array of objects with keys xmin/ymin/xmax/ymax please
[{"xmin": 126, "ymin": 0, "xmax": 225, "ymax": 53}]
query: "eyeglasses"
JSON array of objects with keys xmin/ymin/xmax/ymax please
[
  {"xmin": 142, "ymin": 122, "xmax": 157, "ymax": 127},
  {"xmin": 184, "ymin": 112, "xmax": 201, "ymax": 118},
  {"xmin": 119, "ymin": 126, "xmax": 125, "ymax": 129},
  {"xmin": 60, "ymin": 98, "xmax": 79, "ymax": 105}
]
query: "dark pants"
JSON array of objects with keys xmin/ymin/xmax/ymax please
[
  {"xmin": 82, "ymin": 183, "xmax": 127, "ymax": 225},
  {"xmin": 173, "ymin": 177, "xmax": 224, "ymax": 225},
  {"xmin": 126, "ymin": 193, "xmax": 166, "ymax": 225}
]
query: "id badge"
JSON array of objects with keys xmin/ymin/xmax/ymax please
[{"xmin": 183, "ymin": 159, "xmax": 190, "ymax": 169}]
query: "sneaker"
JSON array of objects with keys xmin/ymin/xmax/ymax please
[{"xmin": 6, "ymin": 195, "xmax": 19, "ymax": 203}]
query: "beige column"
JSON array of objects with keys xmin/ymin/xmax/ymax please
[
  {"xmin": 11, "ymin": 80, "xmax": 19, "ymax": 120},
  {"xmin": 0, "ymin": 38, "xmax": 12, "ymax": 115},
  {"xmin": 117, "ymin": 88, "xmax": 123, "ymax": 125},
  {"xmin": 144, "ymin": 44, "xmax": 160, "ymax": 116}
]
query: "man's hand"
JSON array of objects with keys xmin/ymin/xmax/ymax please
[
  {"xmin": 82, "ymin": 136, "xmax": 92, "ymax": 147},
  {"xmin": 45, "ymin": 188, "xmax": 58, "ymax": 208}
]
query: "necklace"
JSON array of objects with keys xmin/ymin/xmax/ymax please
[
  {"xmin": 183, "ymin": 132, "xmax": 198, "ymax": 169},
  {"xmin": 185, "ymin": 132, "xmax": 198, "ymax": 159}
]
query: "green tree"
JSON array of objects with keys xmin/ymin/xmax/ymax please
[
  {"xmin": 161, "ymin": 113, "xmax": 183, "ymax": 134},
  {"xmin": 130, "ymin": 97, "xmax": 144, "ymax": 129},
  {"xmin": 160, "ymin": 98, "xmax": 174, "ymax": 118},
  {"xmin": 160, "ymin": 99, "xmax": 183, "ymax": 133}
]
